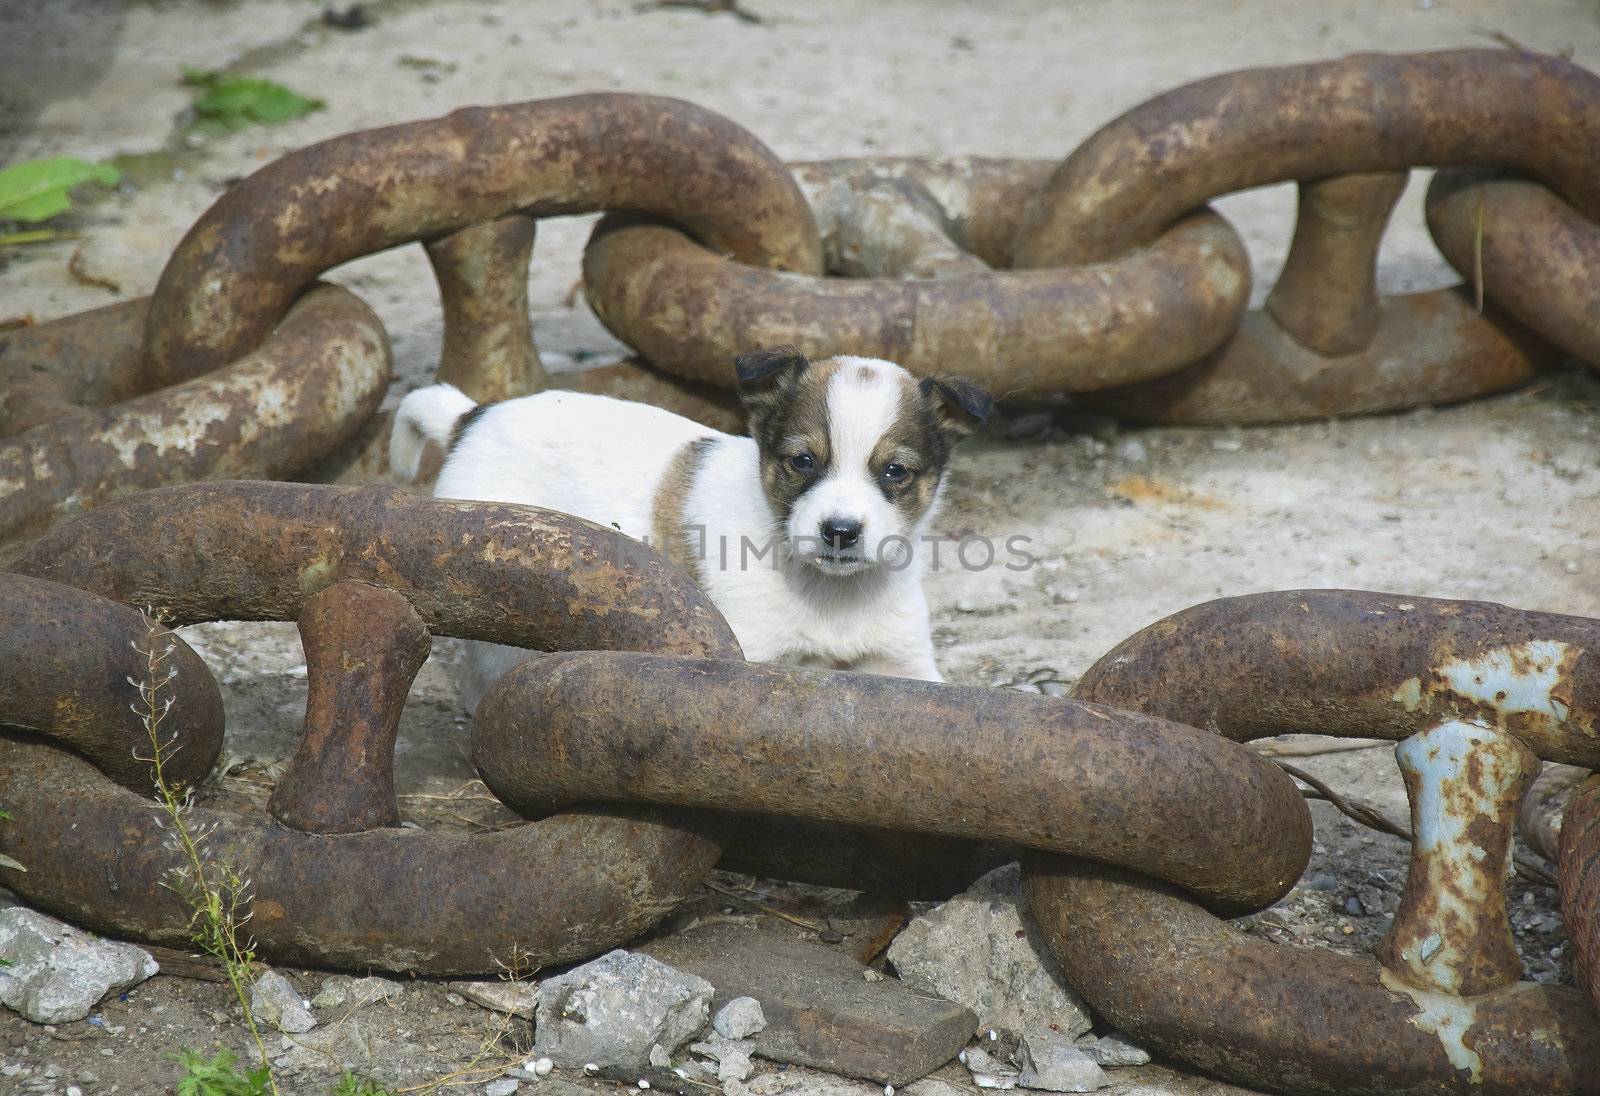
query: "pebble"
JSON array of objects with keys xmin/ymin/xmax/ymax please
[
  {"xmin": 534, "ymin": 950, "xmax": 714, "ymax": 1073},
  {"xmin": 1074, "ymin": 1032, "xmax": 1150, "ymax": 1068},
  {"xmin": 250, "ymin": 971, "xmax": 316, "ymax": 1034},
  {"xmin": 1016, "ymin": 1033, "xmax": 1110, "ymax": 1092},
  {"xmin": 484, "ymin": 1079, "xmax": 519, "ymax": 1096},
  {"xmin": 1113, "ymin": 438, "xmax": 1149, "ymax": 463},
  {"xmin": 712, "ymin": 997, "xmax": 768, "ymax": 1040},
  {"xmin": 532, "ymin": 1058, "xmax": 553, "ymax": 1077}
]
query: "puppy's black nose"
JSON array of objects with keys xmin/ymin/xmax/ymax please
[{"xmin": 820, "ymin": 518, "xmax": 862, "ymax": 550}]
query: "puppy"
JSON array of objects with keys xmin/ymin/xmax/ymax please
[{"xmin": 390, "ymin": 347, "xmax": 990, "ymax": 708}]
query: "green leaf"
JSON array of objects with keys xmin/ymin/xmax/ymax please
[
  {"xmin": 172, "ymin": 1049, "xmax": 272, "ymax": 1096},
  {"xmin": 0, "ymin": 229, "xmax": 68, "ymax": 247},
  {"xmin": 0, "ymin": 854, "xmax": 25, "ymax": 873},
  {"xmin": 0, "ymin": 157, "xmax": 120, "ymax": 224},
  {"xmin": 182, "ymin": 67, "xmax": 325, "ymax": 131}
]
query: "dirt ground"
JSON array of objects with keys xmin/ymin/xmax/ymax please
[{"xmin": 3, "ymin": 0, "xmax": 1600, "ymax": 1094}]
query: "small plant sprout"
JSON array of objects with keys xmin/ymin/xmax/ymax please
[{"xmin": 134, "ymin": 609, "xmax": 279, "ymax": 1096}]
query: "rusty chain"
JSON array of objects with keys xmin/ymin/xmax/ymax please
[{"xmin": 0, "ymin": 45, "xmax": 1598, "ymax": 1096}]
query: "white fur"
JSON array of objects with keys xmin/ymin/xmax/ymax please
[
  {"xmin": 396, "ymin": 368, "xmax": 946, "ymax": 711},
  {"xmin": 390, "ymin": 383, "xmax": 476, "ymax": 481}
]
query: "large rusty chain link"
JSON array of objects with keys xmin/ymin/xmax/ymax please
[{"xmin": 2, "ymin": 44, "xmax": 1600, "ymax": 1096}]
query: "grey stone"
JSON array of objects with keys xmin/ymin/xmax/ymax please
[
  {"xmin": 1113, "ymin": 438, "xmax": 1149, "ymax": 463},
  {"xmin": 311, "ymin": 975, "xmax": 403, "ymax": 1011},
  {"xmin": 451, "ymin": 979, "xmax": 540, "ymax": 1019},
  {"xmin": 887, "ymin": 864, "xmax": 1091, "ymax": 1040},
  {"xmin": 485, "ymin": 1079, "xmax": 519, "ymax": 1096},
  {"xmin": 962, "ymin": 1045, "xmax": 1019, "ymax": 1089},
  {"xmin": 713, "ymin": 996, "xmax": 767, "ymax": 1040},
  {"xmin": 1016, "ymin": 1034, "xmax": 1109, "ymax": 1092},
  {"xmin": 533, "ymin": 949, "xmax": 714, "ymax": 1072},
  {"xmin": 690, "ymin": 1034, "xmax": 756, "ymax": 1084},
  {"xmin": 0, "ymin": 908, "xmax": 158, "ymax": 1024},
  {"xmin": 644, "ymin": 920, "xmax": 976, "ymax": 1085},
  {"xmin": 1073, "ymin": 1032, "xmax": 1149, "ymax": 1068},
  {"xmin": 251, "ymin": 970, "xmax": 316, "ymax": 1034}
]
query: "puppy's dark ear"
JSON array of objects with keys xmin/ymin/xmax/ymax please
[
  {"xmin": 920, "ymin": 374, "xmax": 993, "ymax": 439},
  {"xmin": 734, "ymin": 346, "xmax": 810, "ymax": 407}
]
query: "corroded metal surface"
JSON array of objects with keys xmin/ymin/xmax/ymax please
[
  {"xmin": 1014, "ymin": 49, "xmax": 1600, "ymax": 266},
  {"xmin": 1080, "ymin": 290, "xmax": 1552, "ymax": 425},
  {"xmin": 1265, "ymin": 172, "xmax": 1407, "ymax": 356},
  {"xmin": 1428, "ymin": 168, "xmax": 1600, "ymax": 371},
  {"xmin": 425, "ymin": 214, "xmax": 549, "ymax": 403},
  {"xmin": 0, "ymin": 296, "xmax": 148, "ymax": 436},
  {"xmin": 267, "ymin": 580, "xmax": 432, "ymax": 834},
  {"xmin": 1378, "ymin": 721, "xmax": 1539, "ymax": 997},
  {"xmin": 1559, "ymin": 774, "xmax": 1600, "ymax": 1016},
  {"xmin": 473, "ymin": 650, "xmax": 1311, "ymax": 914},
  {"xmin": 0, "ymin": 286, "xmax": 390, "ymax": 556},
  {"xmin": 1075, "ymin": 590, "xmax": 1600, "ymax": 766},
  {"xmin": 1024, "ymin": 857, "xmax": 1600, "ymax": 1096},
  {"xmin": 583, "ymin": 208, "xmax": 1250, "ymax": 398},
  {"xmin": 8, "ymin": 481, "xmax": 737, "ymax": 656},
  {"xmin": 583, "ymin": 51, "xmax": 1598, "ymax": 416},
  {"xmin": 0, "ymin": 739, "xmax": 727, "ymax": 976},
  {"xmin": 0, "ymin": 483, "xmax": 743, "ymax": 974},
  {"xmin": 145, "ymin": 93, "xmax": 823, "ymax": 386},
  {"xmin": 0, "ymin": 574, "xmax": 222, "ymax": 790},
  {"xmin": 1053, "ymin": 591, "xmax": 1600, "ymax": 1094},
  {"xmin": 715, "ymin": 816, "xmax": 1012, "ymax": 901}
]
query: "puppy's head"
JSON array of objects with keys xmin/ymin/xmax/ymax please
[{"xmin": 736, "ymin": 347, "xmax": 990, "ymax": 576}]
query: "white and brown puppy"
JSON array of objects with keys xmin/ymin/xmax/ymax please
[{"xmin": 390, "ymin": 347, "xmax": 989, "ymax": 707}]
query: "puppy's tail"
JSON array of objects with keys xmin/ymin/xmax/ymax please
[{"xmin": 390, "ymin": 382, "xmax": 477, "ymax": 483}]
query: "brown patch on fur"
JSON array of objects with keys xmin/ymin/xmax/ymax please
[
  {"xmin": 746, "ymin": 356, "xmax": 846, "ymax": 523},
  {"xmin": 871, "ymin": 371, "xmax": 955, "ymax": 524},
  {"xmin": 448, "ymin": 402, "xmax": 493, "ymax": 452},
  {"xmin": 650, "ymin": 436, "xmax": 716, "ymax": 579}
]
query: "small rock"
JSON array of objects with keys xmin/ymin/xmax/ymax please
[
  {"xmin": 1300, "ymin": 873, "xmax": 1339, "ymax": 892},
  {"xmin": 534, "ymin": 949, "xmax": 714, "ymax": 1073},
  {"xmin": 311, "ymin": 975, "xmax": 403, "ymax": 1011},
  {"xmin": 1016, "ymin": 1033, "xmax": 1110, "ymax": 1092},
  {"xmin": 713, "ymin": 997, "xmax": 767, "ymax": 1040},
  {"xmin": 251, "ymin": 971, "xmax": 316, "ymax": 1034},
  {"xmin": 887, "ymin": 864, "xmax": 1091, "ymax": 1041},
  {"xmin": 1073, "ymin": 1032, "xmax": 1148, "ymax": 1068},
  {"xmin": 532, "ymin": 1057, "xmax": 553, "ymax": 1076},
  {"xmin": 452, "ymin": 979, "xmax": 540, "ymax": 1020},
  {"xmin": 1113, "ymin": 438, "xmax": 1149, "ymax": 463},
  {"xmin": 485, "ymin": 1079, "xmax": 519, "ymax": 1096},
  {"xmin": 862, "ymin": 970, "xmax": 884, "ymax": 983},
  {"xmin": 962, "ymin": 1045, "xmax": 1019, "ymax": 1089},
  {"xmin": 649, "ymin": 1044, "xmax": 672, "ymax": 1068},
  {"xmin": 691, "ymin": 1034, "xmax": 755, "ymax": 1084},
  {"xmin": 0, "ymin": 909, "xmax": 158, "ymax": 1024}
]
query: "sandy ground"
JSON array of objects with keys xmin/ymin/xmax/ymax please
[{"xmin": 3, "ymin": 0, "xmax": 1600, "ymax": 1093}]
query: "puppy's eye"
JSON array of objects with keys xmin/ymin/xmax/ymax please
[
  {"xmin": 882, "ymin": 462, "xmax": 912, "ymax": 483},
  {"xmin": 789, "ymin": 452, "xmax": 816, "ymax": 474}
]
